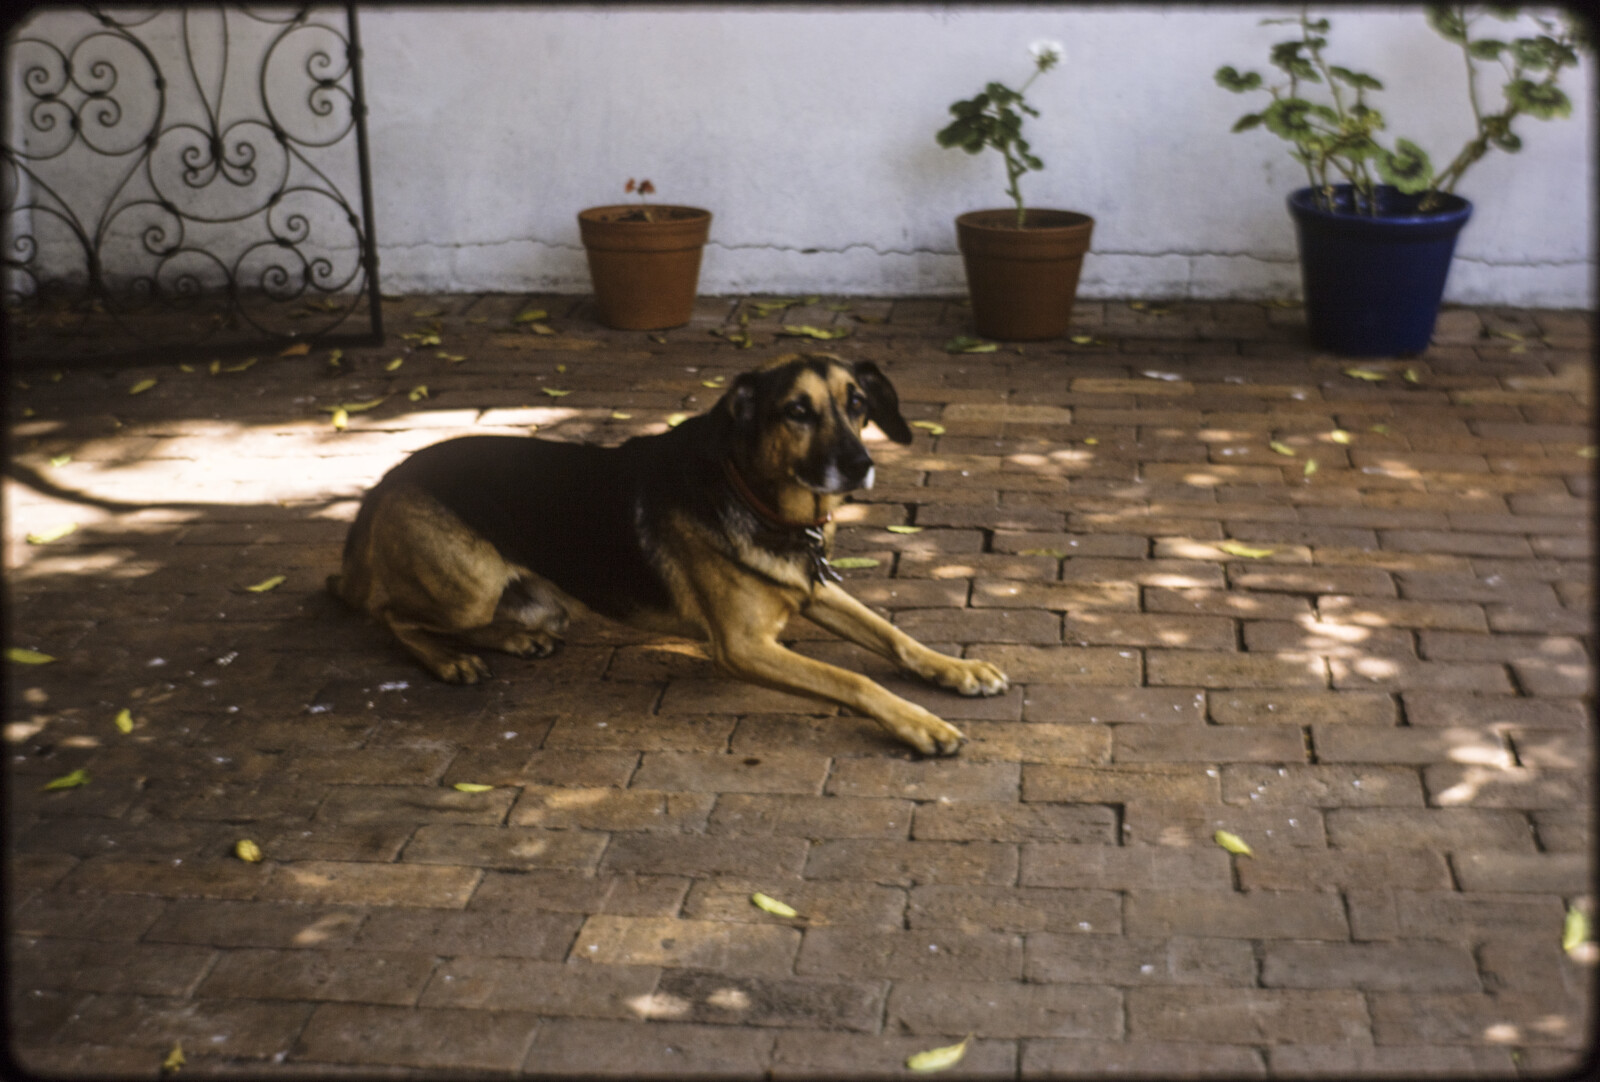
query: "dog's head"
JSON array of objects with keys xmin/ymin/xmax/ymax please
[{"xmin": 719, "ymin": 353, "xmax": 912, "ymax": 496}]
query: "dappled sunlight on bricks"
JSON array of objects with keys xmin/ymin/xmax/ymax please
[{"xmin": 6, "ymin": 294, "xmax": 1591, "ymax": 1074}]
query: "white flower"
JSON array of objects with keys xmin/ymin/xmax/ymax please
[{"xmin": 1029, "ymin": 39, "xmax": 1063, "ymax": 71}]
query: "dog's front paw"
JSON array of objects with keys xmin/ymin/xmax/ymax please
[
  {"xmin": 939, "ymin": 658, "xmax": 1009, "ymax": 697},
  {"xmin": 435, "ymin": 653, "xmax": 491, "ymax": 684},
  {"xmin": 880, "ymin": 705, "xmax": 966, "ymax": 757}
]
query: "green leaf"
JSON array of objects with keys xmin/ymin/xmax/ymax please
[
  {"xmin": 911, "ymin": 420, "xmax": 946, "ymax": 435},
  {"xmin": 452, "ymin": 782, "xmax": 495, "ymax": 793},
  {"xmin": 1505, "ymin": 79, "xmax": 1571, "ymax": 120},
  {"xmin": 1231, "ymin": 114, "xmax": 1265, "ymax": 134},
  {"xmin": 830, "ymin": 557, "xmax": 880, "ymax": 570},
  {"xmin": 1329, "ymin": 66, "xmax": 1383, "ymax": 91},
  {"xmin": 1469, "ymin": 38, "xmax": 1507, "ymax": 60},
  {"xmin": 7, "ymin": 647, "xmax": 56, "ymax": 665},
  {"xmin": 887, "ymin": 525, "xmax": 923, "ymax": 534},
  {"xmin": 1268, "ymin": 440, "xmax": 1297, "ymax": 457},
  {"xmin": 1377, "ymin": 139, "xmax": 1435, "ymax": 193},
  {"xmin": 42, "ymin": 768, "xmax": 89, "ymax": 791},
  {"xmin": 1262, "ymin": 98, "xmax": 1317, "ymax": 142},
  {"xmin": 244, "ymin": 575, "xmax": 286, "ymax": 593},
  {"xmin": 115, "ymin": 708, "xmax": 134, "ymax": 734},
  {"xmin": 1215, "ymin": 66, "xmax": 1264, "ymax": 93},
  {"xmin": 1426, "ymin": 5, "xmax": 1468, "ymax": 42}
]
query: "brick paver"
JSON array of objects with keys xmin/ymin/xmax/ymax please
[{"xmin": 5, "ymin": 295, "xmax": 1592, "ymax": 1076}]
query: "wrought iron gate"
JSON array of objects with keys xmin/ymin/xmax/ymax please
[{"xmin": 2, "ymin": 3, "xmax": 382, "ymax": 364}]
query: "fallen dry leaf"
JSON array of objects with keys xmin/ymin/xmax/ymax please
[
  {"xmin": 542, "ymin": 387, "xmax": 572, "ymax": 398},
  {"xmin": 162, "ymin": 1041, "xmax": 185, "ymax": 1074},
  {"xmin": 666, "ymin": 412, "xmax": 689, "ymax": 427},
  {"xmin": 830, "ymin": 557, "xmax": 879, "ymax": 570},
  {"xmin": 49, "ymin": 454, "xmax": 72, "ymax": 467},
  {"xmin": 115, "ymin": 708, "xmax": 133, "ymax": 734},
  {"xmin": 1329, "ymin": 430, "xmax": 1351, "ymax": 444},
  {"xmin": 386, "ymin": 357, "xmax": 404, "ymax": 371},
  {"xmin": 906, "ymin": 1035, "xmax": 972, "ymax": 1073},
  {"xmin": 7, "ymin": 647, "xmax": 56, "ymax": 665},
  {"xmin": 887, "ymin": 526, "xmax": 923, "ymax": 534},
  {"xmin": 1342, "ymin": 367, "xmax": 1387, "ymax": 382},
  {"xmin": 1563, "ymin": 906, "xmax": 1589, "ymax": 953},
  {"xmin": 234, "ymin": 839, "xmax": 263, "ymax": 863},
  {"xmin": 26, "ymin": 523, "xmax": 77, "ymax": 544},
  {"xmin": 453, "ymin": 782, "xmax": 494, "ymax": 793},
  {"xmin": 129, "ymin": 378, "xmax": 157, "ymax": 395},
  {"xmin": 42, "ymin": 768, "xmax": 89, "ymax": 791},
  {"xmin": 1217, "ymin": 541, "xmax": 1275, "ymax": 559},
  {"xmin": 944, "ymin": 335, "xmax": 997, "ymax": 353},
  {"xmin": 1213, "ymin": 829, "xmax": 1253, "ymax": 856},
  {"xmin": 245, "ymin": 575, "xmax": 286, "ymax": 593},
  {"xmin": 1268, "ymin": 441, "xmax": 1296, "ymax": 457},
  {"xmin": 408, "ymin": 386, "xmax": 429, "ymax": 402},
  {"xmin": 911, "ymin": 420, "xmax": 946, "ymax": 436},
  {"xmin": 331, "ymin": 408, "xmax": 349, "ymax": 431},
  {"xmin": 750, "ymin": 892, "xmax": 800, "ymax": 918}
]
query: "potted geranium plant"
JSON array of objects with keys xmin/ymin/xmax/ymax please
[
  {"xmin": 577, "ymin": 179, "xmax": 712, "ymax": 331},
  {"xmin": 936, "ymin": 40, "xmax": 1095, "ymax": 341},
  {"xmin": 1217, "ymin": 6, "xmax": 1584, "ymax": 356}
]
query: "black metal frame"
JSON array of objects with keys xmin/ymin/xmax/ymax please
[{"xmin": 3, "ymin": 3, "xmax": 382, "ymax": 364}]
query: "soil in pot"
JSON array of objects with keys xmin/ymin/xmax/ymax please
[
  {"xmin": 956, "ymin": 208, "xmax": 1094, "ymax": 341},
  {"xmin": 577, "ymin": 205, "xmax": 711, "ymax": 331}
]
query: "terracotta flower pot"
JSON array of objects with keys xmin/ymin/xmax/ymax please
[
  {"xmin": 577, "ymin": 205, "xmax": 712, "ymax": 330},
  {"xmin": 955, "ymin": 208, "xmax": 1094, "ymax": 341}
]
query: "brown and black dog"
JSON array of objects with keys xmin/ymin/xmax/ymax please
[{"xmin": 328, "ymin": 353, "xmax": 1007, "ymax": 754}]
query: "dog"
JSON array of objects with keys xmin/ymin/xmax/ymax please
[{"xmin": 328, "ymin": 353, "xmax": 1008, "ymax": 755}]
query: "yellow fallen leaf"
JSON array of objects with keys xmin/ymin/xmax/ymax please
[
  {"xmin": 327, "ymin": 349, "xmax": 344, "ymax": 368},
  {"xmin": 527, "ymin": 322, "xmax": 556, "ymax": 335},
  {"xmin": 830, "ymin": 557, "xmax": 880, "ymax": 570},
  {"xmin": 1269, "ymin": 441, "xmax": 1296, "ymax": 457},
  {"xmin": 331, "ymin": 408, "xmax": 349, "ymax": 431},
  {"xmin": 911, "ymin": 420, "xmax": 946, "ymax": 436},
  {"xmin": 222, "ymin": 357, "xmax": 257, "ymax": 372},
  {"xmin": 887, "ymin": 526, "xmax": 923, "ymax": 534},
  {"xmin": 438, "ymin": 352, "xmax": 467, "ymax": 362},
  {"xmin": 409, "ymin": 386, "xmax": 429, "ymax": 402},
  {"xmin": 209, "ymin": 360, "xmax": 222, "ymax": 375},
  {"xmin": 178, "ymin": 364, "xmax": 194, "ymax": 373},
  {"xmin": 7, "ymin": 648, "xmax": 56, "ymax": 665},
  {"xmin": 115, "ymin": 708, "xmax": 133, "ymax": 734},
  {"xmin": 750, "ymin": 891, "xmax": 800, "ymax": 918},
  {"xmin": 611, "ymin": 411, "xmax": 633, "ymax": 420},
  {"xmin": 1019, "ymin": 548, "xmax": 1070, "ymax": 558},
  {"xmin": 386, "ymin": 357, "xmax": 404, "ymax": 371},
  {"xmin": 162, "ymin": 1041, "xmax": 185, "ymax": 1074},
  {"xmin": 1576, "ymin": 446, "xmax": 1596, "ymax": 459},
  {"xmin": 556, "ymin": 365, "xmax": 567, "ymax": 373},
  {"xmin": 1369, "ymin": 424, "xmax": 1391, "ymax": 435},
  {"xmin": 453, "ymin": 782, "xmax": 494, "ymax": 793},
  {"xmin": 906, "ymin": 1035, "xmax": 972, "ymax": 1073},
  {"xmin": 341, "ymin": 397, "xmax": 386, "ymax": 413},
  {"xmin": 1343, "ymin": 368, "xmax": 1387, "ymax": 382},
  {"xmin": 1329, "ymin": 430, "xmax": 1351, "ymax": 444},
  {"xmin": 234, "ymin": 839, "xmax": 263, "ymax": 863},
  {"xmin": 650, "ymin": 334, "xmax": 667, "ymax": 343},
  {"xmin": 944, "ymin": 335, "xmax": 997, "ymax": 353},
  {"xmin": 779, "ymin": 324, "xmax": 851, "ymax": 340},
  {"xmin": 513, "ymin": 307, "xmax": 549, "ymax": 324},
  {"xmin": 1217, "ymin": 541, "xmax": 1275, "ymax": 559},
  {"xmin": 542, "ymin": 388, "xmax": 571, "ymax": 397},
  {"xmin": 42, "ymin": 768, "xmax": 89, "ymax": 791},
  {"xmin": 1214, "ymin": 829, "xmax": 1253, "ymax": 856},
  {"xmin": 1403, "ymin": 368, "xmax": 1420, "ymax": 384},
  {"xmin": 27, "ymin": 523, "xmax": 77, "ymax": 544},
  {"xmin": 1303, "ymin": 458, "xmax": 1319, "ymax": 477},
  {"xmin": 245, "ymin": 575, "xmax": 285, "ymax": 593},
  {"xmin": 280, "ymin": 342, "xmax": 310, "ymax": 356},
  {"xmin": 411, "ymin": 307, "xmax": 443, "ymax": 318},
  {"xmin": 1563, "ymin": 906, "xmax": 1589, "ymax": 953},
  {"xmin": 129, "ymin": 378, "xmax": 157, "ymax": 395},
  {"xmin": 1488, "ymin": 328, "xmax": 1524, "ymax": 341},
  {"xmin": 1068, "ymin": 334, "xmax": 1104, "ymax": 346},
  {"xmin": 702, "ymin": 377, "xmax": 727, "ymax": 388},
  {"xmin": 49, "ymin": 454, "xmax": 72, "ymax": 467},
  {"xmin": 666, "ymin": 412, "xmax": 689, "ymax": 427},
  {"xmin": 1083, "ymin": 437, "xmax": 1099, "ymax": 446}
]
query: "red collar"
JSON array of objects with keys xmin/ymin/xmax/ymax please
[{"xmin": 722, "ymin": 458, "xmax": 833, "ymax": 530}]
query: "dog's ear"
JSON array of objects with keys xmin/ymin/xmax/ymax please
[
  {"xmin": 721, "ymin": 372, "xmax": 760, "ymax": 432},
  {"xmin": 853, "ymin": 360, "xmax": 912, "ymax": 444}
]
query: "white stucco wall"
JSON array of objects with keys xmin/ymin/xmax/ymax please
[
  {"xmin": 6, "ymin": 5, "xmax": 1592, "ymax": 305},
  {"xmin": 356, "ymin": 4, "xmax": 1594, "ymax": 305}
]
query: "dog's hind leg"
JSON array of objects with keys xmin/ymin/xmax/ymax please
[{"xmin": 460, "ymin": 575, "xmax": 569, "ymax": 658}]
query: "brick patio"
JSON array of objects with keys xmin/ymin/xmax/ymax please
[{"xmin": 5, "ymin": 294, "xmax": 1594, "ymax": 1078}]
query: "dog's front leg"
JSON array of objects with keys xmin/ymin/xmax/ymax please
[
  {"xmin": 802, "ymin": 581, "xmax": 1009, "ymax": 696},
  {"xmin": 707, "ymin": 629, "xmax": 967, "ymax": 756}
]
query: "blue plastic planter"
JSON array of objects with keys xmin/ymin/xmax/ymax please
[{"xmin": 1288, "ymin": 185, "xmax": 1473, "ymax": 357}]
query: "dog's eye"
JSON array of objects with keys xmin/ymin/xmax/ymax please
[
  {"xmin": 784, "ymin": 400, "xmax": 814, "ymax": 422},
  {"xmin": 846, "ymin": 388, "xmax": 867, "ymax": 415}
]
